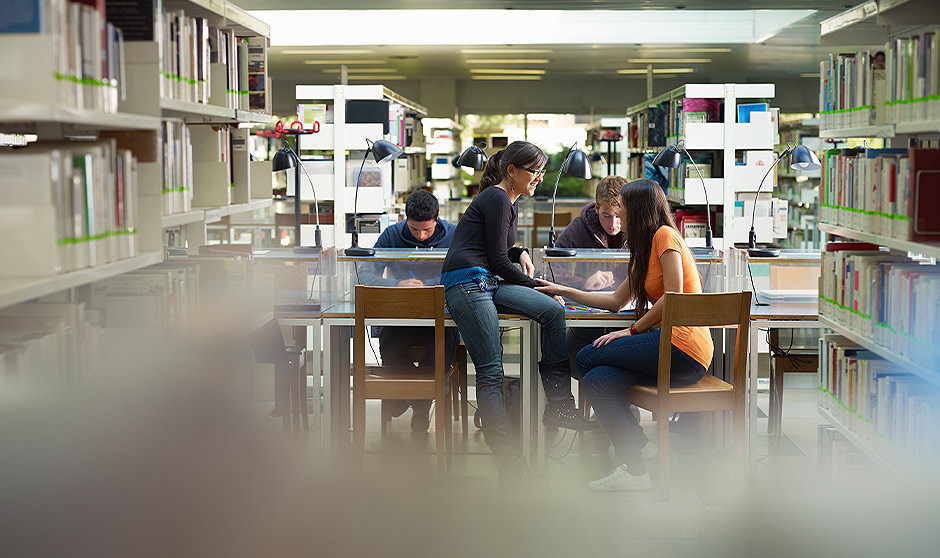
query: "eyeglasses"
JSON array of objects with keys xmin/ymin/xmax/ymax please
[{"xmin": 519, "ymin": 165, "xmax": 546, "ymax": 177}]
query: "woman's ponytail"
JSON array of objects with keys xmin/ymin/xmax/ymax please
[{"xmin": 479, "ymin": 150, "xmax": 504, "ymax": 190}]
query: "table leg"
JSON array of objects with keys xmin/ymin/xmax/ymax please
[
  {"xmin": 521, "ymin": 320, "xmax": 533, "ymax": 473},
  {"xmin": 308, "ymin": 321, "xmax": 322, "ymax": 450},
  {"xmin": 748, "ymin": 320, "xmax": 759, "ymax": 475},
  {"xmin": 322, "ymin": 322, "xmax": 332, "ymax": 452},
  {"xmin": 534, "ymin": 322, "xmax": 546, "ymax": 474}
]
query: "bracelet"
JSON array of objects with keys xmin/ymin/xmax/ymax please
[{"xmin": 629, "ymin": 323, "xmax": 639, "ymax": 335}]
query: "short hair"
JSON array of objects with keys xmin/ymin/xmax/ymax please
[
  {"xmin": 595, "ymin": 176, "xmax": 628, "ymax": 210},
  {"xmin": 405, "ymin": 190, "xmax": 439, "ymax": 222}
]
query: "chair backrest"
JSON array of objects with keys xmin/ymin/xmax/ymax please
[
  {"xmin": 532, "ymin": 210, "xmax": 573, "ymax": 249},
  {"xmin": 657, "ymin": 291, "xmax": 752, "ymax": 398},
  {"xmin": 354, "ymin": 285, "xmax": 446, "ymax": 382}
]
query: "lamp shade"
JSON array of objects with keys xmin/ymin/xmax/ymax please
[
  {"xmin": 789, "ymin": 145, "xmax": 821, "ymax": 171},
  {"xmin": 564, "ymin": 149, "xmax": 593, "ymax": 179},
  {"xmin": 271, "ymin": 147, "xmax": 295, "ymax": 172},
  {"xmin": 371, "ymin": 140, "xmax": 403, "ymax": 164},
  {"xmin": 651, "ymin": 145, "xmax": 682, "ymax": 168},
  {"xmin": 456, "ymin": 145, "xmax": 487, "ymax": 170}
]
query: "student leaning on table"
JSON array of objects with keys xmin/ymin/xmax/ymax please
[
  {"xmin": 536, "ymin": 178, "xmax": 713, "ymax": 492},
  {"xmin": 440, "ymin": 141, "xmax": 596, "ymax": 483}
]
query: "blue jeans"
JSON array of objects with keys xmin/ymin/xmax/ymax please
[
  {"xmin": 577, "ymin": 330, "xmax": 706, "ymax": 470},
  {"xmin": 445, "ymin": 278, "xmax": 569, "ymax": 450}
]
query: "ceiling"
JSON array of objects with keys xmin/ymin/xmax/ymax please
[{"xmin": 230, "ymin": 2, "xmax": 869, "ymax": 115}]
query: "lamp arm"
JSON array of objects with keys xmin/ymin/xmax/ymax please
[
  {"xmin": 681, "ymin": 147, "xmax": 710, "ymax": 235},
  {"xmin": 355, "ymin": 140, "xmax": 373, "ymax": 221},
  {"xmin": 549, "ymin": 142, "xmax": 577, "ymax": 246},
  {"xmin": 286, "ymin": 144, "xmax": 320, "ymax": 229},
  {"xmin": 749, "ymin": 142, "xmax": 793, "ymax": 228}
]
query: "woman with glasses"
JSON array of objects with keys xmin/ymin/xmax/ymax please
[
  {"xmin": 441, "ymin": 141, "xmax": 595, "ymax": 483},
  {"xmin": 535, "ymin": 178, "xmax": 712, "ymax": 492}
]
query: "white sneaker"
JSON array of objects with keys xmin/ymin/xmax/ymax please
[
  {"xmin": 608, "ymin": 441, "xmax": 657, "ymax": 462},
  {"xmin": 587, "ymin": 465, "xmax": 652, "ymax": 492}
]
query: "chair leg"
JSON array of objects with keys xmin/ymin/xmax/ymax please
[
  {"xmin": 435, "ymin": 393, "xmax": 447, "ymax": 475},
  {"xmin": 353, "ymin": 389, "xmax": 366, "ymax": 468},
  {"xmin": 458, "ymin": 347, "xmax": 469, "ymax": 436},
  {"xmin": 380, "ymin": 400, "xmax": 389, "ymax": 434},
  {"xmin": 658, "ymin": 409, "xmax": 670, "ymax": 500},
  {"xmin": 700, "ymin": 411, "xmax": 712, "ymax": 479},
  {"xmin": 451, "ymin": 366, "xmax": 460, "ymax": 420},
  {"xmin": 445, "ymin": 386, "xmax": 453, "ymax": 472},
  {"xmin": 299, "ymin": 357, "xmax": 309, "ymax": 435},
  {"xmin": 734, "ymin": 400, "xmax": 747, "ymax": 476}
]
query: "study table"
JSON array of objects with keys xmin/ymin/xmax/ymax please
[{"xmin": 747, "ymin": 300, "xmax": 819, "ymax": 469}]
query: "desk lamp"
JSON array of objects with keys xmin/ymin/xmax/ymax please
[
  {"xmin": 652, "ymin": 139, "xmax": 714, "ymax": 257},
  {"xmin": 346, "ymin": 138, "xmax": 403, "ymax": 257},
  {"xmin": 456, "ymin": 142, "xmax": 488, "ymax": 170},
  {"xmin": 272, "ymin": 137, "xmax": 321, "ymax": 254},
  {"xmin": 747, "ymin": 142, "xmax": 820, "ymax": 258},
  {"xmin": 545, "ymin": 142, "xmax": 592, "ymax": 257}
]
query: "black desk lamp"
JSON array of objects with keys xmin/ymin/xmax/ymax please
[
  {"xmin": 652, "ymin": 139, "xmax": 715, "ymax": 257},
  {"xmin": 346, "ymin": 138, "xmax": 403, "ymax": 257},
  {"xmin": 272, "ymin": 136, "xmax": 321, "ymax": 254},
  {"xmin": 456, "ymin": 142, "xmax": 488, "ymax": 170},
  {"xmin": 545, "ymin": 142, "xmax": 592, "ymax": 257},
  {"xmin": 747, "ymin": 142, "xmax": 821, "ymax": 258}
]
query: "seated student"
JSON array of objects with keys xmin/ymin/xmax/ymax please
[
  {"xmin": 552, "ymin": 176, "xmax": 628, "ymax": 379},
  {"xmin": 536, "ymin": 178, "xmax": 712, "ymax": 491},
  {"xmin": 357, "ymin": 190, "xmax": 458, "ymax": 432}
]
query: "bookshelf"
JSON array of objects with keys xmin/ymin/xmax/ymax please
[
  {"xmin": 293, "ymin": 84, "xmax": 428, "ymax": 250},
  {"xmin": 423, "ymin": 118, "xmax": 463, "ymax": 200},
  {"xmin": 586, "ymin": 117, "xmax": 628, "ymax": 178},
  {"xmin": 0, "ymin": 1, "xmax": 274, "ymax": 310},
  {"xmin": 775, "ymin": 117, "xmax": 823, "ymax": 249},
  {"xmin": 624, "ymin": 83, "xmax": 784, "ymax": 249},
  {"xmin": 816, "ymin": 0, "xmax": 940, "ymax": 470}
]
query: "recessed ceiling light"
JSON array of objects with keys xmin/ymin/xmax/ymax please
[
  {"xmin": 345, "ymin": 75, "xmax": 407, "ymax": 80},
  {"xmin": 626, "ymin": 58, "xmax": 712, "ymax": 64},
  {"xmin": 469, "ymin": 68, "xmax": 545, "ymax": 75},
  {"xmin": 471, "ymin": 75, "xmax": 542, "ymax": 81},
  {"xmin": 281, "ymin": 49, "xmax": 375, "ymax": 55},
  {"xmin": 322, "ymin": 68, "xmax": 397, "ymax": 73},
  {"xmin": 303, "ymin": 59, "xmax": 386, "ymax": 65},
  {"xmin": 460, "ymin": 49, "xmax": 553, "ymax": 54},
  {"xmin": 617, "ymin": 68, "xmax": 695, "ymax": 74},
  {"xmin": 464, "ymin": 59, "xmax": 550, "ymax": 64}
]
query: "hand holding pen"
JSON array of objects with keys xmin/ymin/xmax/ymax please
[{"xmin": 396, "ymin": 269, "xmax": 423, "ymax": 288}]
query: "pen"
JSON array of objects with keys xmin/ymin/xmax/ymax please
[{"xmin": 409, "ymin": 270, "xmax": 416, "ymax": 279}]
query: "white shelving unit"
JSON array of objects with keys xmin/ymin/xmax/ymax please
[
  {"xmin": 294, "ymin": 84, "xmax": 428, "ymax": 250},
  {"xmin": 817, "ymin": 406, "xmax": 899, "ymax": 473},
  {"xmin": 423, "ymin": 118, "xmax": 463, "ymax": 200},
  {"xmin": 624, "ymin": 83, "xmax": 782, "ymax": 249},
  {"xmin": 586, "ymin": 117, "xmax": 628, "ymax": 179}
]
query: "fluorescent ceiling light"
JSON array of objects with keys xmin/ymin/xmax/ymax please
[
  {"xmin": 627, "ymin": 58, "xmax": 712, "ymax": 63},
  {"xmin": 280, "ymin": 49, "xmax": 375, "ymax": 55},
  {"xmin": 801, "ymin": 73, "xmax": 820, "ymax": 78},
  {"xmin": 617, "ymin": 68, "xmax": 695, "ymax": 74},
  {"xmin": 471, "ymin": 76, "xmax": 542, "ymax": 81},
  {"xmin": 322, "ymin": 68, "xmax": 397, "ymax": 73},
  {"xmin": 253, "ymin": 9, "xmax": 817, "ymax": 46},
  {"xmin": 639, "ymin": 48, "xmax": 732, "ymax": 53},
  {"xmin": 304, "ymin": 59, "xmax": 386, "ymax": 64},
  {"xmin": 461, "ymin": 48, "xmax": 553, "ymax": 54},
  {"xmin": 469, "ymin": 68, "xmax": 546, "ymax": 75},
  {"xmin": 465, "ymin": 59, "xmax": 550, "ymax": 64},
  {"xmin": 345, "ymin": 75, "xmax": 406, "ymax": 80}
]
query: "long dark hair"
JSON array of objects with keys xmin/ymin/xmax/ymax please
[
  {"xmin": 621, "ymin": 178, "xmax": 680, "ymax": 318},
  {"xmin": 479, "ymin": 141, "xmax": 547, "ymax": 191}
]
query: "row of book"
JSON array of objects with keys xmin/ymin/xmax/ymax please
[
  {"xmin": 817, "ymin": 423, "xmax": 878, "ymax": 484},
  {"xmin": 819, "ymin": 50, "xmax": 887, "ymax": 130},
  {"xmin": 820, "ymin": 147, "xmax": 940, "ymax": 242},
  {"xmin": 160, "ymin": 120, "xmax": 194, "ymax": 215},
  {"xmin": 818, "ymin": 335, "xmax": 939, "ymax": 466},
  {"xmin": 819, "ymin": 242, "xmax": 939, "ymax": 369},
  {"xmin": 884, "ymin": 29, "xmax": 940, "ymax": 125},
  {"xmin": 0, "ymin": 140, "xmax": 138, "ymax": 277},
  {"xmin": 0, "ymin": 0, "xmax": 127, "ymax": 113}
]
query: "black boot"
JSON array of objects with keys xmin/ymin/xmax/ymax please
[
  {"xmin": 481, "ymin": 414, "xmax": 530, "ymax": 484},
  {"xmin": 539, "ymin": 360, "xmax": 600, "ymax": 432}
]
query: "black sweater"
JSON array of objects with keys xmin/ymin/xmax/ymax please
[{"xmin": 441, "ymin": 186, "xmax": 538, "ymax": 288}]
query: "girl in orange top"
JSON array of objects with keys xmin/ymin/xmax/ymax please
[{"xmin": 536, "ymin": 178, "xmax": 712, "ymax": 491}]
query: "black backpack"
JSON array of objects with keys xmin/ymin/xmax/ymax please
[{"xmin": 473, "ymin": 376, "xmax": 521, "ymax": 435}]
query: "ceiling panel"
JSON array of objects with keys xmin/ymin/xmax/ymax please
[{"xmin": 234, "ymin": 1, "xmax": 861, "ymax": 9}]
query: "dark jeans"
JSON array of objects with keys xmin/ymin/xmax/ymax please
[
  {"xmin": 444, "ymin": 278, "xmax": 570, "ymax": 452},
  {"xmin": 567, "ymin": 327, "xmax": 613, "ymax": 380},
  {"xmin": 577, "ymin": 330, "xmax": 706, "ymax": 470}
]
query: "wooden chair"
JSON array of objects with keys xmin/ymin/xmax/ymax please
[
  {"xmin": 354, "ymin": 285, "xmax": 453, "ymax": 473},
  {"xmin": 625, "ymin": 291, "xmax": 751, "ymax": 499},
  {"xmin": 532, "ymin": 210, "xmax": 573, "ymax": 250}
]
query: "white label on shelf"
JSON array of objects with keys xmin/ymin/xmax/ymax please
[{"xmin": 205, "ymin": 209, "xmax": 222, "ymax": 224}]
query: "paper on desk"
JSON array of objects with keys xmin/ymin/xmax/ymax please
[{"xmin": 758, "ymin": 289, "xmax": 818, "ymax": 302}]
